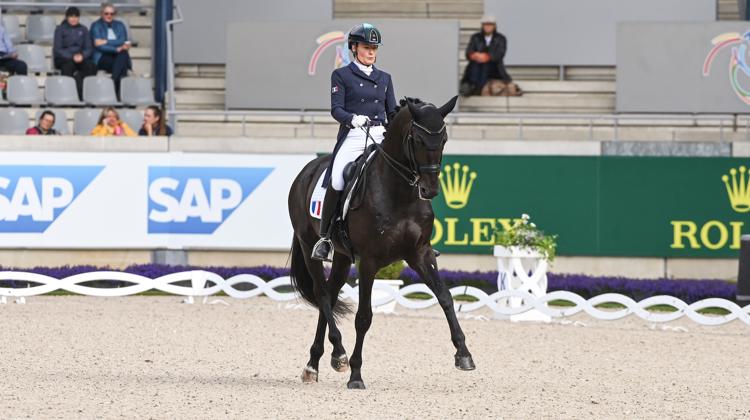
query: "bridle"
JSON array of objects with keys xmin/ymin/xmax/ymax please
[{"xmin": 363, "ymin": 119, "xmax": 446, "ymax": 199}]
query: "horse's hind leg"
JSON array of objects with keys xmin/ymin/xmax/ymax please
[
  {"xmin": 406, "ymin": 246, "xmax": 475, "ymax": 371},
  {"xmin": 302, "ymin": 253, "xmax": 351, "ymax": 382}
]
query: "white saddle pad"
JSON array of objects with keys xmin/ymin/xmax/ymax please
[
  {"xmin": 309, "ymin": 170, "xmax": 327, "ymax": 219},
  {"xmin": 308, "ymin": 148, "xmax": 378, "ymax": 220}
]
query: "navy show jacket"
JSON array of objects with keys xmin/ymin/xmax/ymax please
[{"xmin": 323, "ymin": 61, "xmax": 397, "ymax": 187}]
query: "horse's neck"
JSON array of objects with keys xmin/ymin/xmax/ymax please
[{"xmin": 370, "ymin": 123, "xmax": 416, "ymax": 202}]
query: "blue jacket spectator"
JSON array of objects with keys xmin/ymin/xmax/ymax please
[
  {"xmin": 54, "ymin": 7, "xmax": 97, "ymax": 100},
  {"xmin": 0, "ymin": 22, "xmax": 28, "ymax": 75},
  {"xmin": 90, "ymin": 2, "xmax": 131, "ymax": 98}
]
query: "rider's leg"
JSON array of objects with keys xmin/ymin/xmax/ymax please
[{"xmin": 311, "ymin": 132, "xmax": 364, "ymax": 261}]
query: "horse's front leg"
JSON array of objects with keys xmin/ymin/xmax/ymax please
[
  {"xmin": 347, "ymin": 259, "xmax": 376, "ymax": 389},
  {"xmin": 406, "ymin": 246, "xmax": 475, "ymax": 370}
]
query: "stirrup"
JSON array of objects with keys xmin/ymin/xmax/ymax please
[{"xmin": 311, "ymin": 237, "xmax": 333, "ymax": 262}]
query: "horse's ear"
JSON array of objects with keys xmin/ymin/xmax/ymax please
[
  {"xmin": 438, "ymin": 95, "xmax": 458, "ymax": 117},
  {"xmin": 406, "ymin": 98, "xmax": 419, "ymax": 119}
]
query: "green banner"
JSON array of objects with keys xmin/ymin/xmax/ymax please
[{"xmin": 431, "ymin": 156, "xmax": 750, "ymax": 258}]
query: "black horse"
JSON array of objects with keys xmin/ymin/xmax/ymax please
[{"xmin": 287, "ymin": 96, "xmax": 475, "ymax": 389}]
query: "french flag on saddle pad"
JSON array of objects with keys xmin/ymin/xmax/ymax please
[
  {"xmin": 309, "ymin": 169, "xmax": 327, "ymax": 219},
  {"xmin": 310, "ymin": 200, "xmax": 323, "ymax": 218}
]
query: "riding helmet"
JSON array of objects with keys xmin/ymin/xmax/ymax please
[{"xmin": 347, "ymin": 23, "xmax": 383, "ymax": 49}]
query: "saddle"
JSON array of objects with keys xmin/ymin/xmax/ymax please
[{"xmin": 310, "ymin": 144, "xmax": 378, "ymax": 259}]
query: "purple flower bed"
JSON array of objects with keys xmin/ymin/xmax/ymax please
[
  {"xmin": 0, "ymin": 264, "xmax": 737, "ymax": 304},
  {"xmin": 400, "ymin": 268, "xmax": 736, "ymax": 303}
]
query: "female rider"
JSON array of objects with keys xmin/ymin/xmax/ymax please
[{"xmin": 312, "ymin": 23, "xmax": 397, "ymax": 261}]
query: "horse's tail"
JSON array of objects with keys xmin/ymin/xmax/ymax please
[
  {"xmin": 289, "ymin": 235, "xmax": 351, "ymax": 319},
  {"xmin": 290, "ymin": 236, "xmax": 318, "ymax": 309}
]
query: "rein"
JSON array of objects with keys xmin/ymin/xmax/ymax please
[{"xmin": 362, "ymin": 120, "xmax": 445, "ymax": 188}]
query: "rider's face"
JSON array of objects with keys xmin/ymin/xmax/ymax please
[{"xmin": 354, "ymin": 43, "xmax": 378, "ymax": 66}]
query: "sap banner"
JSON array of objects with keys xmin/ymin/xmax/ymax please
[{"xmin": 0, "ymin": 152, "xmax": 315, "ymax": 250}]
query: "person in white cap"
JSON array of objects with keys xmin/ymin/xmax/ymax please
[{"xmin": 460, "ymin": 15, "xmax": 513, "ymax": 96}]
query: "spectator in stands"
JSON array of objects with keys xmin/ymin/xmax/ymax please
[
  {"xmin": 90, "ymin": 2, "xmax": 131, "ymax": 98},
  {"xmin": 0, "ymin": 21, "xmax": 28, "ymax": 75},
  {"xmin": 26, "ymin": 111, "xmax": 60, "ymax": 135},
  {"xmin": 54, "ymin": 7, "xmax": 97, "ymax": 100},
  {"xmin": 460, "ymin": 15, "xmax": 518, "ymax": 97},
  {"xmin": 91, "ymin": 107, "xmax": 136, "ymax": 136},
  {"xmin": 139, "ymin": 106, "xmax": 173, "ymax": 136}
]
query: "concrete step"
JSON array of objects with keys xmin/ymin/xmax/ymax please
[
  {"xmin": 459, "ymin": 93, "xmax": 615, "ymax": 113},
  {"xmin": 172, "ymin": 91, "xmax": 226, "ymax": 108},
  {"xmin": 512, "ymin": 80, "xmax": 615, "ymax": 93},
  {"xmin": 175, "ymin": 77, "xmax": 226, "ymax": 90},
  {"xmin": 175, "ymin": 64, "xmax": 226, "ymax": 78},
  {"xmin": 334, "ymin": 0, "xmax": 482, "ymax": 18},
  {"xmin": 169, "ymin": 119, "xmax": 745, "ymax": 142}
]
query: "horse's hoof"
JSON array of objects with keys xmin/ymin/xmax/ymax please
[
  {"xmin": 331, "ymin": 354, "xmax": 349, "ymax": 372},
  {"xmin": 301, "ymin": 366, "xmax": 318, "ymax": 383},
  {"xmin": 347, "ymin": 380, "xmax": 366, "ymax": 390},
  {"xmin": 454, "ymin": 354, "xmax": 476, "ymax": 371}
]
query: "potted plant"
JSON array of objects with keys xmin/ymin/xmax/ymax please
[
  {"xmin": 493, "ymin": 214, "xmax": 557, "ymax": 322},
  {"xmin": 493, "ymin": 213, "xmax": 557, "ymax": 262}
]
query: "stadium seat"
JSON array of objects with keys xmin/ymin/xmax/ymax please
[
  {"xmin": 45, "ymin": 76, "xmax": 84, "ymax": 106},
  {"xmin": 1, "ymin": 15, "xmax": 23, "ymax": 44},
  {"xmin": 15, "ymin": 44, "xmax": 51, "ymax": 74},
  {"xmin": 120, "ymin": 77, "xmax": 156, "ymax": 106},
  {"xmin": 83, "ymin": 76, "xmax": 121, "ymax": 106},
  {"xmin": 0, "ymin": 108, "xmax": 30, "ymax": 134},
  {"xmin": 35, "ymin": 108, "xmax": 70, "ymax": 135},
  {"xmin": 73, "ymin": 108, "xmax": 100, "ymax": 135},
  {"xmin": 25, "ymin": 15, "xmax": 57, "ymax": 45},
  {"xmin": 7, "ymin": 75, "xmax": 44, "ymax": 105},
  {"xmin": 118, "ymin": 108, "xmax": 143, "ymax": 132}
]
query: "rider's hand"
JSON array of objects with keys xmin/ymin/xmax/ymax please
[{"xmin": 351, "ymin": 115, "xmax": 370, "ymax": 128}]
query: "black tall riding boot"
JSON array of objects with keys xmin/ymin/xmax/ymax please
[{"xmin": 311, "ymin": 187, "xmax": 341, "ymax": 262}]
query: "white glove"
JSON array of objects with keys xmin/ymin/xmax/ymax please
[{"xmin": 351, "ymin": 115, "xmax": 370, "ymax": 128}]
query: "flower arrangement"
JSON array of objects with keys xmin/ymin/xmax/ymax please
[{"xmin": 494, "ymin": 214, "xmax": 558, "ymax": 261}]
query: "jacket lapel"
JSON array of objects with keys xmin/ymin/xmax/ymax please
[{"xmin": 347, "ymin": 61, "xmax": 377, "ymax": 82}]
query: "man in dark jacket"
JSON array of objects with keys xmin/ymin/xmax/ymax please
[
  {"xmin": 460, "ymin": 15, "xmax": 513, "ymax": 96},
  {"xmin": 53, "ymin": 7, "xmax": 96, "ymax": 100}
]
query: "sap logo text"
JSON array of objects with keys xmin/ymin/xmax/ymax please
[
  {"xmin": 0, "ymin": 166, "xmax": 103, "ymax": 233},
  {"xmin": 148, "ymin": 167, "xmax": 273, "ymax": 234}
]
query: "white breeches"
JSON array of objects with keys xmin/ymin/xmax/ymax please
[{"xmin": 330, "ymin": 126, "xmax": 385, "ymax": 191}]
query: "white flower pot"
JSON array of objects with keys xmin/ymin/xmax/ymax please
[{"xmin": 493, "ymin": 245, "xmax": 550, "ymax": 323}]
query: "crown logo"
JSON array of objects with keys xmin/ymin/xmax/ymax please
[
  {"xmin": 722, "ymin": 166, "xmax": 750, "ymax": 213},
  {"xmin": 439, "ymin": 163, "xmax": 477, "ymax": 209}
]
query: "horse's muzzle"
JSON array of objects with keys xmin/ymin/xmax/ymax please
[{"xmin": 418, "ymin": 184, "xmax": 437, "ymax": 200}]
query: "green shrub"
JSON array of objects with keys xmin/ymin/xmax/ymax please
[{"xmin": 375, "ymin": 260, "xmax": 406, "ymax": 280}]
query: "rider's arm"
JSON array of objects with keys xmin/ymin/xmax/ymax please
[
  {"xmin": 385, "ymin": 75, "xmax": 397, "ymax": 123},
  {"xmin": 331, "ymin": 71, "xmax": 355, "ymax": 126}
]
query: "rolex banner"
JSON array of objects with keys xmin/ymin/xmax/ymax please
[
  {"xmin": 0, "ymin": 152, "xmax": 746, "ymax": 257},
  {"xmin": 431, "ymin": 155, "xmax": 750, "ymax": 258}
]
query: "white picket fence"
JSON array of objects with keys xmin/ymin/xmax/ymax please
[{"xmin": 0, "ymin": 270, "xmax": 748, "ymax": 327}]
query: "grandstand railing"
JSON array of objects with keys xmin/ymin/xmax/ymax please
[
  {"xmin": 0, "ymin": 1, "xmax": 149, "ymax": 11},
  {"xmin": 167, "ymin": 110, "xmax": 749, "ymax": 141},
  {"xmin": 166, "ymin": 2, "xmax": 182, "ymax": 113}
]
